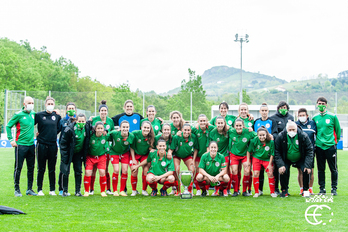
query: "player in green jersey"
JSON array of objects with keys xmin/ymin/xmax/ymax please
[
  {"xmin": 141, "ymin": 105, "xmax": 163, "ymax": 136},
  {"xmin": 210, "ymin": 102, "xmax": 237, "ymax": 127},
  {"xmin": 197, "ymin": 141, "xmax": 230, "ymax": 197},
  {"xmin": 169, "ymin": 111, "xmax": 185, "ymax": 136},
  {"xmin": 247, "ymin": 127, "xmax": 277, "ymax": 198},
  {"xmin": 131, "ymin": 139, "xmax": 175, "ymax": 196},
  {"xmin": 313, "ymin": 97, "xmax": 341, "ymax": 195},
  {"xmin": 154, "ymin": 123, "xmax": 172, "ymax": 153},
  {"xmin": 130, "ymin": 121, "xmax": 155, "ymax": 196},
  {"xmin": 238, "ymin": 103, "xmax": 254, "ymax": 130}
]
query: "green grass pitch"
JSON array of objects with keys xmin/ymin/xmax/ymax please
[{"xmin": 0, "ymin": 148, "xmax": 347, "ymax": 231}]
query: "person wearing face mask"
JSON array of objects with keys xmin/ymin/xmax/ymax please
[
  {"xmin": 59, "ymin": 114, "xmax": 90, "ymax": 197},
  {"xmin": 269, "ymin": 100, "xmax": 294, "ymax": 195},
  {"xmin": 6, "ymin": 96, "xmax": 37, "ymax": 197},
  {"xmin": 274, "ymin": 121, "xmax": 313, "ymax": 198},
  {"xmin": 295, "ymin": 108, "xmax": 317, "ymax": 195},
  {"xmin": 35, "ymin": 96, "xmax": 62, "ymax": 196},
  {"xmin": 312, "ymin": 97, "xmax": 341, "ymax": 196}
]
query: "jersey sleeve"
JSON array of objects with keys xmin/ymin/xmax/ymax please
[
  {"xmin": 170, "ymin": 136, "xmax": 178, "ymax": 150},
  {"xmin": 130, "ymin": 132, "xmax": 137, "ymax": 150},
  {"xmin": 248, "ymin": 138, "xmax": 255, "ymax": 153},
  {"xmin": 198, "ymin": 155, "xmax": 206, "ymax": 169},
  {"xmin": 220, "ymin": 155, "xmax": 227, "ymax": 168},
  {"xmin": 167, "ymin": 158, "xmax": 175, "ymax": 172},
  {"xmin": 112, "ymin": 114, "xmax": 122, "ymax": 126},
  {"xmin": 270, "ymin": 140, "xmax": 275, "ymax": 156},
  {"xmin": 193, "ymin": 135, "xmax": 199, "ymax": 150},
  {"xmin": 147, "ymin": 152, "xmax": 154, "ymax": 162},
  {"xmin": 209, "ymin": 117, "xmax": 216, "ymax": 126},
  {"xmin": 334, "ymin": 115, "xmax": 341, "ymax": 141},
  {"xmin": 6, "ymin": 113, "xmax": 19, "ymax": 141}
]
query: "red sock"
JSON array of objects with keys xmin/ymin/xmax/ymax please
[
  {"xmin": 131, "ymin": 175, "xmax": 137, "ymax": 191},
  {"xmin": 90, "ymin": 175, "xmax": 96, "ymax": 191},
  {"xmin": 220, "ymin": 181, "xmax": 228, "ymax": 190},
  {"xmin": 120, "ymin": 173, "xmax": 127, "ymax": 192},
  {"xmin": 148, "ymin": 181, "xmax": 157, "ymax": 190},
  {"xmin": 84, "ymin": 176, "xmax": 91, "ymax": 193},
  {"xmin": 214, "ymin": 186, "xmax": 219, "ymax": 192},
  {"xmin": 112, "ymin": 173, "xmax": 118, "ymax": 192},
  {"xmin": 205, "ymin": 184, "xmax": 210, "ymax": 191},
  {"xmin": 100, "ymin": 176, "xmax": 107, "ymax": 193},
  {"xmin": 237, "ymin": 171, "xmax": 241, "ymax": 186},
  {"xmin": 194, "ymin": 173, "xmax": 200, "ymax": 190},
  {"xmin": 106, "ymin": 172, "xmax": 111, "ymax": 191},
  {"xmin": 253, "ymin": 177, "xmax": 260, "ymax": 194},
  {"xmin": 248, "ymin": 171, "xmax": 253, "ymax": 191},
  {"xmin": 198, "ymin": 181, "xmax": 206, "ymax": 191},
  {"xmin": 232, "ymin": 174, "xmax": 239, "ymax": 192},
  {"xmin": 188, "ymin": 182, "xmax": 193, "ymax": 192},
  {"xmin": 228, "ymin": 173, "xmax": 233, "ymax": 190},
  {"xmin": 142, "ymin": 174, "xmax": 148, "ymax": 191},
  {"xmin": 269, "ymin": 177, "xmax": 275, "ymax": 194},
  {"xmin": 243, "ymin": 175, "xmax": 249, "ymax": 193},
  {"xmin": 163, "ymin": 181, "xmax": 174, "ymax": 190},
  {"xmin": 175, "ymin": 180, "xmax": 181, "ymax": 193}
]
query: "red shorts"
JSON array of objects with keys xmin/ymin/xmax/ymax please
[
  {"xmin": 110, "ymin": 151, "xmax": 131, "ymax": 165},
  {"xmin": 195, "ymin": 157, "xmax": 201, "ymax": 163},
  {"xmin": 174, "ymin": 156, "xmax": 192, "ymax": 163},
  {"xmin": 230, "ymin": 153, "xmax": 248, "ymax": 165},
  {"xmin": 224, "ymin": 156, "xmax": 230, "ymax": 165},
  {"xmin": 129, "ymin": 154, "xmax": 148, "ymax": 166},
  {"xmin": 252, "ymin": 157, "xmax": 273, "ymax": 172},
  {"xmin": 86, "ymin": 155, "xmax": 107, "ymax": 170}
]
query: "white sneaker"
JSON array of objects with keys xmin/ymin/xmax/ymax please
[
  {"xmin": 271, "ymin": 193, "xmax": 278, "ymax": 198},
  {"xmin": 258, "ymin": 190, "xmax": 263, "ymax": 196},
  {"xmin": 131, "ymin": 190, "xmax": 139, "ymax": 196},
  {"xmin": 106, "ymin": 190, "xmax": 113, "ymax": 195},
  {"xmin": 49, "ymin": 191, "xmax": 57, "ymax": 196},
  {"xmin": 142, "ymin": 190, "xmax": 149, "ymax": 196},
  {"xmin": 206, "ymin": 191, "xmax": 210, "ymax": 196},
  {"xmin": 196, "ymin": 190, "xmax": 202, "ymax": 196},
  {"xmin": 38, "ymin": 190, "xmax": 45, "ymax": 196},
  {"xmin": 168, "ymin": 187, "xmax": 176, "ymax": 195},
  {"xmin": 89, "ymin": 190, "xmax": 94, "ymax": 195},
  {"xmin": 253, "ymin": 193, "xmax": 260, "ymax": 198}
]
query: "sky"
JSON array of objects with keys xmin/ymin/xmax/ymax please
[{"xmin": 1, "ymin": 0, "xmax": 347, "ymax": 93}]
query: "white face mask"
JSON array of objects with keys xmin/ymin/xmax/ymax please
[
  {"xmin": 46, "ymin": 105, "xmax": 55, "ymax": 112},
  {"xmin": 26, "ymin": 104, "xmax": 34, "ymax": 112},
  {"xmin": 288, "ymin": 131, "xmax": 297, "ymax": 138},
  {"xmin": 299, "ymin": 117, "xmax": 307, "ymax": 123}
]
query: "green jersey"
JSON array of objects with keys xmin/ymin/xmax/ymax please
[
  {"xmin": 313, "ymin": 111, "xmax": 341, "ymax": 150},
  {"xmin": 147, "ymin": 150, "xmax": 175, "ymax": 176},
  {"xmin": 170, "ymin": 133, "xmax": 198, "ymax": 158},
  {"xmin": 6, "ymin": 107, "xmax": 35, "ymax": 146},
  {"xmin": 210, "ymin": 115, "xmax": 237, "ymax": 127},
  {"xmin": 248, "ymin": 137, "xmax": 274, "ymax": 161},
  {"xmin": 192, "ymin": 125, "xmax": 215, "ymax": 157},
  {"xmin": 74, "ymin": 126, "xmax": 86, "ymax": 153},
  {"xmin": 92, "ymin": 116, "xmax": 115, "ymax": 132},
  {"xmin": 170, "ymin": 123, "xmax": 180, "ymax": 136},
  {"xmin": 141, "ymin": 118, "xmax": 162, "ymax": 136},
  {"xmin": 287, "ymin": 134, "xmax": 301, "ymax": 163},
  {"xmin": 154, "ymin": 134, "xmax": 171, "ymax": 152},
  {"xmin": 131, "ymin": 130, "xmax": 151, "ymax": 155},
  {"xmin": 229, "ymin": 128, "xmax": 257, "ymax": 156},
  {"xmin": 239, "ymin": 117, "xmax": 254, "ymax": 129},
  {"xmin": 88, "ymin": 133, "xmax": 108, "ymax": 156},
  {"xmin": 199, "ymin": 152, "xmax": 227, "ymax": 176},
  {"xmin": 209, "ymin": 128, "xmax": 230, "ymax": 157},
  {"xmin": 107, "ymin": 130, "xmax": 134, "ymax": 155}
]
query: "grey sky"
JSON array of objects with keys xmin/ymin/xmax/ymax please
[{"xmin": 1, "ymin": 0, "xmax": 347, "ymax": 93}]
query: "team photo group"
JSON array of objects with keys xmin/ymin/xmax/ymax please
[{"xmin": 6, "ymin": 95, "xmax": 340, "ymax": 198}]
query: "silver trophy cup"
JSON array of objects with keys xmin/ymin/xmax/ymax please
[{"xmin": 179, "ymin": 170, "xmax": 193, "ymax": 199}]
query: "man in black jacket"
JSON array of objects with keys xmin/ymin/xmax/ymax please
[
  {"xmin": 59, "ymin": 114, "xmax": 90, "ymax": 196},
  {"xmin": 274, "ymin": 121, "xmax": 313, "ymax": 197}
]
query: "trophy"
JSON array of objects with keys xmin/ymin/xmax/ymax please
[{"xmin": 179, "ymin": 170, "xmax": 193, "ymax": 199}]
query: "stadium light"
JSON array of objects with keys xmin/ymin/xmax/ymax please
[{"xmin": 234, "ymin": 33, "xmax": 249, "ymax": 105}]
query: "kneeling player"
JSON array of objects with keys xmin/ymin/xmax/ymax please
[
  {"xmin": 132, "ymin": 139, "xmax": 175, "ymax": 196},
  {"xmin": 196, "ymin": 141, "xmax": 230, "ymax": 197}
]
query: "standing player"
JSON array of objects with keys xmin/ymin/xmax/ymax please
[
  {"xmin": 169, "ymin": 111, "xmax": 185, "ymax": 136},
  {"xmin": 229, "ymin": 119, "xmax": 257, "ymax": 197},
  {"xmin": 35, "ymin": 96, "xmax": 62, "ymax": 196},
  {"xmin": 313, "ymin": 97, "xmax": 341, "ymax": 195},
  {"xmin": 191, "ymin": 114, "xmax": 215, "ymax": 196},
  {"xmin": 247, "ymin": 127, "xmax": 277, "ymax": 198},
  {"xmin": 141, "ymin": 105, "xmax": 163, "ymax": 136},
  {"xmin": 59, "ymin": 114, "xmax": 89, "ymax": 197},
  {"xmin": 6, "ymin": 96, "xmax": 37, "ymax": 197},
  {"xmin": 112, "ymin": 99, "xmax": 143, "ymax": 132},
  {"xmin": 154, "ymin": 123, "xmax": 172, "ymax": 152},
  {"xmin": 107, "ymin": 120, "xmax": 134, "ymax": 196},
  {"xmin": 196, "ymin": 141, "xmax": 230, "ymax": 197},
  {"xmin": 238, "ymin": 103, "xmax": 254, "ymax": 130},
  {"xmin": 169, "ymin": 123, "xmax": 198, "ymax": 196},
  {"xmin": 131, "ymin": 139, "xmax": 175, "ymax": 196},
  {"xmin": 89, "ymin": 100, "xmax": 115, "ymax": 195},
  {"xmin": 130, "ymin": 121, "xmax": 155, "ymax": 196},
  {"xmin": 210, "ymin": 102, "xmax": 237, "ymax": 127},
  {"xmin": 83, "ymin": 122, "xmax": 108, "ymax": 197},
  {"xmin": 296, "ymin": 108, "xmax": 316, "ymax": 195}
]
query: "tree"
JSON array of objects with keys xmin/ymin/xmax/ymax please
[
  {"xmin": 236, "ymin": 89, "xmax": 252, "ymax": 105},
  {"xmin": 111, "ymin": 83, "xmax": 143, "ymax": 115}
]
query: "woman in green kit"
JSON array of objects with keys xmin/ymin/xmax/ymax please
[
  {"xmin": 130, "ymin": 121, "xmax": 155, "ymax": 196},
  {"xmin": 169, "ymin": 111, "xmax": 185, "ymax": 136},
  {"xmin": 169, "ymin": 123, "xmax": 198, "ymax": 196},
  {"xmin": 141, "ymin": 105, "xmax": 163, "ymax": 136},
  {"xmin": 154, "ymin": 123, "xmax": 172, "ymax": 153},
  {"xmin": 238, "ymin": 103, "xmax": 254, "ymax": 130},
  {"xmin": 229, "ymin": 118, "xmax": 257, "ymax": 197}
]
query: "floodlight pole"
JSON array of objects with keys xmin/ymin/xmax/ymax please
[{"xmin": 234, "ymin": 34, "xmax": 249, "ymax": 105}]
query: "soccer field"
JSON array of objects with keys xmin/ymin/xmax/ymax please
[{"xmin": 0, "ymin": 148, "xmax": 347, "ymax": 232}]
